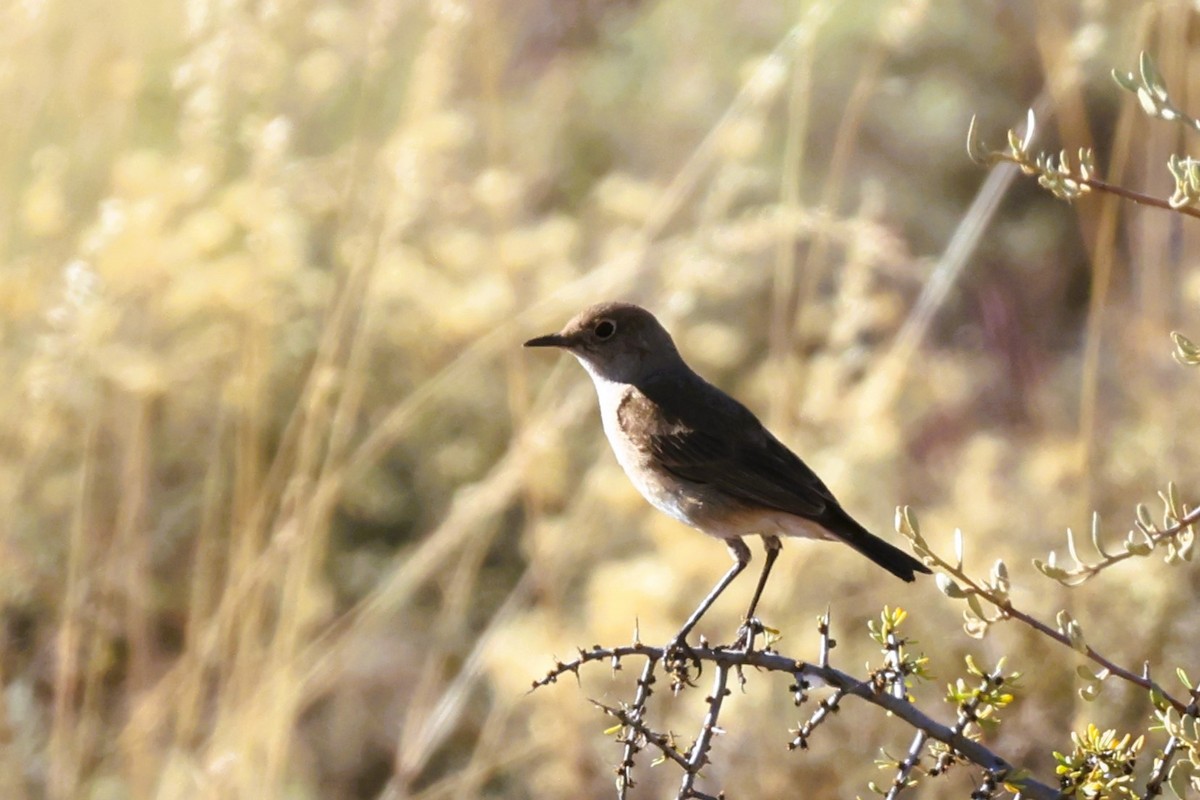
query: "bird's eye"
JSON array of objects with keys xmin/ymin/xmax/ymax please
[{"xmin": 593, "ymin": 319, "xmax": 616, "ymax": 340}]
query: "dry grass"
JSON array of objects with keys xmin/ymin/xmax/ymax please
[{"xmin": 2, "ymin": 0, "xmax": 1199, "ymax": 798}]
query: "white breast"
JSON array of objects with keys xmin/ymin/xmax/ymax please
[{"xmin": 578, "ymin": 361, "xmax": 696, "ymax": 527}]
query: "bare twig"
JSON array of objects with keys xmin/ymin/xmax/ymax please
[
  {"xmin": 790, "ymin": 688, "xmax": 848, "ymax": 751},
  {"xmin": 591, "ymin": 699, "xmax": 691, "ymax": 772},
  {"xmin": 884, "ymin": 631, "xmax": 906, "ymax": 701},
  {"xmin": 1141, "ymin": 735, "xmax": 1181, "ymax": 799},
  {"xmin": 679, "ymin": 661, "xmax": 733, "ymax": 798},
  {"xmin": 818, "ymin": 607, "xmax": 834, "ymax": 668},
  {"xmin": 617, "ymin": 655, "xmax": 661, "ymax": 799},
  {"xmin": 884, "ymin": 729, "xmax": 926, "ymax": 799}
]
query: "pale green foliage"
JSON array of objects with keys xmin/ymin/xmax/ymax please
[
  {"xmin": 1033, "ymin": 484, "xmax": 1197, "ymax": 586},
  {"xmin": 1149, "ymin": 670, "xmax": 1200, "ymax": 796},
  {"xmin": 1112, "ymin": 52, "xmax": 1200, "ymax": 134},
  {"xmin": 967, "ymin": 110, "xmax": 1096, "ymax": 202},
  {"xmin": 1054, "ymin": 724, "xmax": 1145, "ymax": 799},
  {"xmin": 944, "ymin": 655, "xmax": 1019, "ymax": 733},
  {"xmin": 867, "ymin": 605, "xmax": 932, "ymax": 685},
  {"xmin": 973, "ymin": 51, "xmax": 1200, "ymax": 212}
]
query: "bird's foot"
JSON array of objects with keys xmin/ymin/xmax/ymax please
[
  {"xmin": 731, "ymin": 618, "xmax": 780, "ymax": 653},
  {"xmin": 663, "ymin": 634, "xmax": 703, "ymax": 688}
]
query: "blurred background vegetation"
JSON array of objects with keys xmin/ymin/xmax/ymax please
[{"xmin": 2, "ymin": 0, "xmax": 1199, "ymax": 797}]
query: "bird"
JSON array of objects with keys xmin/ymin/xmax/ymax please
[{"xmin": 524, "ymin": 301, "xmax": 929, "ymax": 646}]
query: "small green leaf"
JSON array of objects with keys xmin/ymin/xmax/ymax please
[
  {"xmin": 936, "ymin": 573, "xmax": 966, "ymax": 599},
  {"xmin": 1137, "ymin": 86, "xmax": 1159, "ymax": 116},
  {"xmin": 965, "ymin": 654, "xmax": 981, "ymax": 677},
  {"xmin": 1140, "ymin": 51, "xmax": 1169, "ymax": 102},
  {"xmin": 1066, "ymin": 527, "xmax": 1082, "ymax": 566},
  {"xmin": 1007, "ymin": 127, "xmax": 1025, "ymax": 157},
  {"xmin": 1090, "ymin": 512, "xmax": 1109, "ymax": 559},
  {"xmin": 1057, "ymin": 610, "xmax": 1088, "ymax": 653},
  {"xmin": 1067, "ymin": 622, "xmax": 1087, "ymax": 653},
  {"xmin": 1150, "ymin": 683, "xmax": 1169, "ymax": 712},
  {"xmin": 1112, "ymin": 68, "xmax": 1139, "ymax": 92},
  {"xmin": 1172, "ymin": 331, "xmax": 1200, "ymax": 366},
  {"xmin": 1125, "ymin": 533, "xmax": 1153, "ymax": 556},
  {"xmin": 1020, "ymin": 108, "xmax": 1036, "ymax": 151},
  {"xmin": 962, "ymin": 612, "xmax": 988, "ymax": 639},
  {"xmin": 1033, "ymin": 558, "xmax": 1068, "ymax": 581},
  {"xmin": 965, "ymin": 115, "xmax": 987, "ymax": 163},
  {"xmin": 1137, "ymin": 503, "xmax": 1155, "ymax": 530},
  {"xmin": 895, "ymin": 506, "xmax": 922, "ymax": 542},
  {"xmin": 1167, "ymin": 482, "xmax": 1182, "ymax": 517}
]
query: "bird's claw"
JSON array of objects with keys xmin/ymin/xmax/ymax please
[
  {"xmin": 731, "ymin": 617, "xmax": 779, "ymax": 652},
  {"xmin": 663, "ymin": 635, "xmax": 703, "ymax": 687}
]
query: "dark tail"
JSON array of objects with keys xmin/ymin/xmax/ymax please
[{"xmin": 825, "ymin": 509, "xmax": 931, "ymax": 582}]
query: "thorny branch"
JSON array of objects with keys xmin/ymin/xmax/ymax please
[
  {"xmin": 616, "ymin": 656, "xmax": 661, "ymax": 799},
  {"xmin": 678, "ymin": 660, "xmax": 733, "ymax": 799},
  {"xmin": 884, "ymin": 729, "xmax": 927, "ymax": 800},
  {"xmin": 1142, "ymin": 735, "xmax": 1182, "ymax": 799},
  {"xmin": 532, "ymin": 641, "xmax": 1058, "ymax": 800}
]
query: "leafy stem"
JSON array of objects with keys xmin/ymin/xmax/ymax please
[{"xmin": 897, "ymin": 508, "xmax": 1191, "ymax": 716}]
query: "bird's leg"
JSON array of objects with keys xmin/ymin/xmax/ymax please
[
  {"xmin": 734, "ymin": 535, "xmax": 782, "ymax": 651},
  {"xmin": 664, "ymin": 539, "xmax": 750, "ymax": 685},
  {"xmin": 667, "ymin": 538, "xmax": 750, "ymax": 651},
  {"xmin": 744, "ymin": 535, "xmax": 781, "ymax": 621}
]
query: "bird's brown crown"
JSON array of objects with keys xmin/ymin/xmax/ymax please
[{"xmin": 525, "ymin": 301, "xmax": 684, "ymax": 384}]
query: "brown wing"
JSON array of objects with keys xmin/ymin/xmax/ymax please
[
  {"xmin": 627, "ymin": 370, "xmax": 931, "ymax": 582},
  {"xmin": 627, "ymin": 372, "xmax": 836, "ymax": 519}
]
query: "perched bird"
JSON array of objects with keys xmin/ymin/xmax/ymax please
[{"xmin": 525, "ymin": 301, "xmax": 929, "ymax": 645}]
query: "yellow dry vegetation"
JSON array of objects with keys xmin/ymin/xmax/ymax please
[{"xmin": 0, "ymin": 1, "xmax": 1197, "ymax": 798}]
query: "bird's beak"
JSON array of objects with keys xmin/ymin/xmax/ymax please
[{"xmin": 524, "ymin": 332, "xmax": 570, "ymax": 348}]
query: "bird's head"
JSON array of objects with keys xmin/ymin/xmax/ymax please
[{"xmin": 524, "ymin": 301, "xmax": 682, "ymax": 385}]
